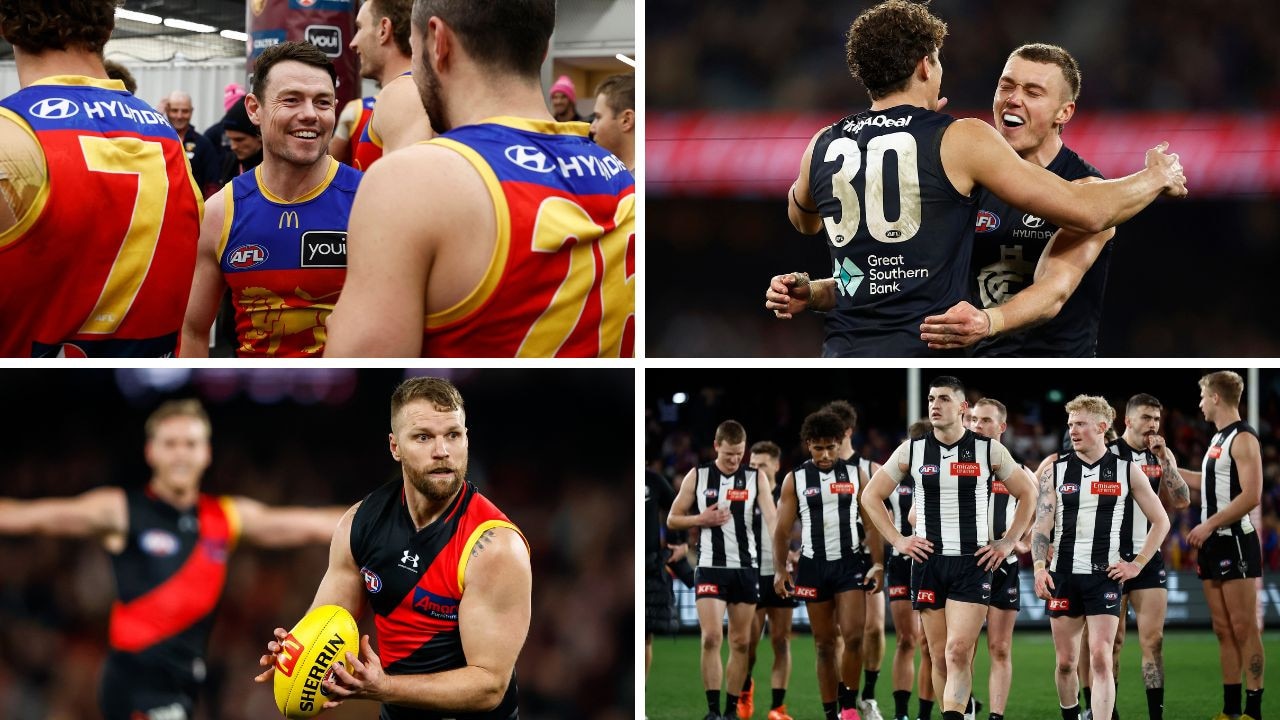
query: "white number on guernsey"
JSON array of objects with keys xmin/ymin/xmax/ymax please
[{"xmin": 822, "ymin": 132, "xmax": 921, "ymax": 245}]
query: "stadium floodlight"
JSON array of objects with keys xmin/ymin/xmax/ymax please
[
  {"xmin": 220, "ymin": 29, "xmax": 248, "ymax": 42},
  {"xmin": 115, "ymin": 8, "xmax": 161, "ymax": 24},
  {"xmin": 672, "ymin": 392, "xmax": 688, "ymax": 405},
  {"xmin": 163, "ymin": 17, "xmax": 217, "ymax": 33}
]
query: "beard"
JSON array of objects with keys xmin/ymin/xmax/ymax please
[
  {"xmin": 405, "ymin": 458, "xmax": 468, "ymax": 502},
  {"xmin": 415, "ymin": 58, "xmax": 450, "ymax": 135}
]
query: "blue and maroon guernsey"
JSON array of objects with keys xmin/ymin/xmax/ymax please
[
  {"xmin": 104, "ymin": 489, "xmax": 239, "ymax": 711},
  {"xmin": 0, "ymin": 76, "xmax": 202, "ymax": 357},
  {"xmin": 351, "ymin": 480, "xmax": 527, "ymax": 720},
  {"xmin": 423, "ymin": 117, "xmax": 635, "ymax": 357},
  {"xmin": 218, "ymin": 158, "xmax": 360, "ymax": 357}
]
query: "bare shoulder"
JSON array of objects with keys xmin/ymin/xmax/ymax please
[{"xmin": 464, "ymin": 526, "xmax": 531, "ymax": 589}]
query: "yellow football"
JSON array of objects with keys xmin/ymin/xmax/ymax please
[{"xmin": 273, "ymin": 604, "xmax": 360, "ymax": 719}]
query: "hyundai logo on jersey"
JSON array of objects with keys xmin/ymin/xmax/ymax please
[
  {"xmin": 29, "ymin": 98, "xmax": 79, "ymax": 120},
  {"xmin": 504, "ymin": 145, "xmax": 553, "ymax": 173}
]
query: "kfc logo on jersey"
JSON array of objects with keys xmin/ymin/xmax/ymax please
[
  {"xmin": 139, "ymin": 530, "xmax": 180, "ymax": 557},
  {"xmin": 725, "ymin": 489, "xmax": 750, "ymax": 502},
  {"xmin": 1060, "ymin": 483, "xmax": 1080, "ymax": 495},
  {"xmin": 1208, "ymin": 446, "xmax": 1223, "ymax": 459},
  {"xmin": 29, "ymin": 97, "xmax": 79, "ymax": 119},
  {"xmin": 803, "ymin": 486, "xmax": 821, "ymax": 497},
  {"xmin": 696, "ymin": 583, "xmax": 720, "ymax": 596},
  {"xmin": 889, "ymin": 585, "xmax": 908, "ymax": 599},
  {"xmin": 1022, "ymin": 213, "xmax": 1045, "ymax": 228},
  {"xmin": 360, "ymin": 566, "xmax": 382, "ymax": 593},
  {"xmin": 228, "ymin": 244, "xmax": 269, "ymax": 269},
  {"xmin": 505, "ymin": 145, "xmax": 554, "ymax": 173},
  {"xmin": 974, "ymin": 210, "xmax": 1001, "ymax": 233},
  {"xmin": 919, "ymin": 464, "xmax": 939, "ymax": 475},
  {"xmin": 1048, "ymin": 598, "xmax": 1070, "ymax": 611},
  {"xmin": 794, "ymin": 586, "xmax": 818, "ymax": 599},
  {"xmin": 950, "ymin": 462, "xmax": 981, "ymax": 476},
  {"xmin": 916, "ymin": 589, "xmax": 936, "ymax": 604}
]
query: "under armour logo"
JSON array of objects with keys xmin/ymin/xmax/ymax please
[
  {"xmin": 401, "ymin": 550, "xmax": 419, "ymax": 568},
  {"xmin": 29, "ymin": 97, "xmax": 79, "ymax": 120},
  {"xmin": 504, "ymin": 144, "xmax": 553, "ymax": 173}
]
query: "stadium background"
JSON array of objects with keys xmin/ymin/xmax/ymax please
[
  {"xmin": 645, "ymin": 367, "xmax": 1280, "ymax": 715},
  {"xmin": 0, "ymin": 368, "xmax": 633, "ymax": 720},
  {"xmin": 646, "ymin": 0, "xmax": 1280, "ymax": 356}
]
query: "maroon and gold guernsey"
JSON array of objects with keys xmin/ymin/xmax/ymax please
[
  {"xmin": 423, "ymin": 117, "xmax": 635, "ymax": 358},
  {"xmin": 0, "ymin": 76, "xmax": 203, "ymax": 357},
  {"xmin": 351, "ymin": 480, "xmax": 528, "ymax": 720}
]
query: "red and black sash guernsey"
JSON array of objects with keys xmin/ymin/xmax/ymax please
[
  {"xmin": 107, "ymin": 488, "xmax": 239, "ymax": 680},
  {"xmin": 351, "ymin": 480, "xmax": 527, "ymax": 720}
]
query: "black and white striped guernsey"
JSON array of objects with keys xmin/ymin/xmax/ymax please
[
  {"xmin": 887, "ymin": 475, "xmax": 916, "ymax": 557},
  {"xmin": 1109, "ymin": 438, "xmax": 1162, "ymax": 556},
  {"xmin": 694, "ymin": 462, "xmax": 759, "ymax": 569},
  {"xmin": 1051, "ymin": 451, "xmax": 1130, "ymax": 574},
  {"xmin": 793, "ymin": 458, "xmax": 864, "ymax": 561},
  {"xmin": 843, "ymin": 454, "xmax": 874, "ymax": 547},
  {"xmin": 1201, "ymin": 421, "xmax": 1258, "ymax": 537},
  {"xmin": 989, "ymin": 458, "xmax": 1029, "ymax": 566},
  {"xmin": 753, "ymin": 482, "xmax": 784, "ymax": 576},
  {"xmin": 905, "ymin": 429, "xmax": 997, "ymax": 556}
]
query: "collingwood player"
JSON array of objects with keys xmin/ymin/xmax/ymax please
[
  {"xmin": 863, "ymin": 377, "xmax": 1034, "ymax": 720},
  {"xmin": 1031, "ymin": 395, "xmax": 1170, "ymax": 720},
  {"xmin": 918, "ymin": 44, "xmax": 1115, "ymax": 357},
  {"xmin": 745, "ymin": 441, "xmax": 798, "ymax": 720},
  {"xmin": 763, "ymin": 1, "xmax": 1186, "ymax": 357},
  {"xmin": 1178, "ymin": 372, "xmax": 1266, "ymax": 720},
  {"xmin": 669, "ymin": 421, "xmax": 778, "ymax": 720},
  {"xmin": 1107, "ymin": 394, "xmax": 1189, "ymax": 720},
  {"xmin": 773, "ymin": 411, "xmax": 883, "ymax": 720}
]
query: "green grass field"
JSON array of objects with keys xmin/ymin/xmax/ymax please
[{"xmin": 646, "ymin": 629, "xmax": 1280, "ymax": 720}]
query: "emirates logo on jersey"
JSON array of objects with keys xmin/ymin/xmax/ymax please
[
  {"xmin": 725, "ymin": 488, "xmax": 749, "ymax": 501},
  {"xmin": 991, "ymin": 480, "xmax": 1010, "ymax": 495},
  {"xmin": 1208, "ymin": 446, "xmax": 1223, "ymax": 459}
]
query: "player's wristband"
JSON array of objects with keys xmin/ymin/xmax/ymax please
[
  {"xmin": 1033, "ymin": 560, "xmax": 1046, "ymax": 572},
  {"xmin": 984, "ymin": 307, "xmax": 1005, "ymax": 337},
  {"xmin": 1134, "ymin": 553, "xmax": 1149, "ymax": 568},
  {"xmin": 791, "ymin": 183, "xmax": 819, "ymax": 214}
]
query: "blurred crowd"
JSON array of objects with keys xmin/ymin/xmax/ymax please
[
  {"xmin": 0, "ymin": 370, "xmax": 632, "ymax": 720},
  {"xmin": 648, "ymin": 0, "xmax": 1280, "ymax": 112}
]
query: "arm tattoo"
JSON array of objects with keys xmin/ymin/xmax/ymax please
[
  {"xmin": 1160, "ymin": 456, "xmax": 1191, "ymax": 505},
  {"xmin": 1032, "ymin": 532, "xmax": 1051, "ymax": 564},
  {"xmin": 470, "ymin": 529, "xmax": 497, "ymax": 559},
  {"xmin": 1035, "ymin": 465, "xmax": 1056, "ymax": 528}
]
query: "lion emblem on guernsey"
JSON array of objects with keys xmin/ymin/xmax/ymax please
[{"xmin": 238, "ymin": 286, "xmax": 340, "ymax": 356}]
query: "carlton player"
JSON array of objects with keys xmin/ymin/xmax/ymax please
[
  {"xmin": 773, "ymin": 411, "xmax": 883, "ymax": 720},
  {"xmin": 669, "ymin": 420, "xmax": 777, "ymax": 720},
  {"xmin": 762, "ymin": 2, "xmax": 1185, "ymax": 356},
  {"xmin": 1031, "ymin": 395, "xmax": 1170, "ymax": 720},
  {"xmin": 1107, "ymin": 394, "xmax": 1189, "ymax": 720},
  {"xmin": 348, "ymin": 0, "xmax": 432, "ymax": 171},
  {"xmin": 0, "ymin": 399, "xmax": 344, "ymax": 720},
  {"xmin": 1178, "ymin": 371, "xmax": 1266, "ymax": 720},
  {"xmin": 0, "ymin": 0, "xmax": 202, "ymax": 357},
  {"xmin": 181, "ymin": 41, "xmax": 361, "ymax": 358},
  {"xmin": 862, "ymin": 376, "xmax": 1034, "ymax": 720},
  {"xmin": 325, "ymin": 0, "xmax": 635, "ymax": 357},
  {"xmin": 919, "ymin": 44, "xmax": 1115, "ymax": 357},
  {"xmin": 256, "ymin": 376, "xmax": 532, "ymax": 719}
]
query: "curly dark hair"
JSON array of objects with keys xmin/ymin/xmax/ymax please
[
  {"xmin": 412, "ymin": 0, "xmax": 554, "ymax": 78},
  {"xmin": 0, "ymin": 0, "xmax": 116, "ymax": 55},
  {"xmin": 845, "ymin": 0, "xmax": 948, "ymax": 100},
  {"xmin": 801, "ymin": 411, "xmax": 846, "ymax": 443},
  {"xmin": 368, "ymin": 0, "xmax": 413, "ymax": 58}
]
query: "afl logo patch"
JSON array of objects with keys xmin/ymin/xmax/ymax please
[
  {"xmin": 919, "ymin": 464, "xmax": 938, "ymax": 474},
  {"xmin": 1104, "ymin": 591, "xmax": 1119, "ymax": 601},
  {"xmin": 1060, "ymin": 483, "xmax": 1079, "ymax": 495},
  {"xmin": 228, "ymin": 244, "xmax": 269, "ymax": 269},
  {"xmin": 974, "ymin": 210, "xmax": 1000, "ymax": 233},
  {"xmin": 703, "ymin": 489, "xmax": 719, "ymax": 498},
  {"xmin": 504, "ymin": 144, "xmax": 553, "ymax": 173},
  {"xmin": 360, "ymin": 566, "xmax": 382, "ymax": 593},
  {"xmin": 140, "ymin": 529, "xmax": 180, "ymax": 557},
  {"xmin": 897, "ymin": 485, "xmax": 913, "ymax": 495},
  {"xmin": 1022, "ymin": 213, "xmax": 1045, "ymax": 228},
  {"xmin": 803, "ymin": 486, "xmax": 821, "ymax": 497},
  {"xmin": 29, "ymin": 97, "xmax": 79, "ymax": 119}
]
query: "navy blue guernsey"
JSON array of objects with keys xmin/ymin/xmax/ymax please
[
  {"xmin": 808, "ymin": 105, "xmax": 975, "ymax": 357},
  {"xmin": 970, "ymin": 144, "xmax": 1108, "ymax": 357}
]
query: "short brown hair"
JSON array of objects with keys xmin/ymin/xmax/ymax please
[
  {"xmin": 368, "ymin": 0, "xmax": 413, "ymax": 57},
  {"xmin": 845, "ymin": 0, "xmax": 948, "ymax": 100},
  {"xmin": 821, "ymin": 399, "xmax": 857, "ymax": 432},
  {"xmin": 145, "ymin": 399, "xmax": 211, "ymax": 440},
  {"xmin": 595, "ymin": 73, "xmax": 634, "ymax": 115},
  {"xmin": 1009, "ymin": 43, "xmax": 1081, "ymax": 102},
  {"xmin": 801, "ymin": 411, "xmax": 846, "ymax": 443},
  {"xmin": 412, "ymin": 0, "xmax": 554, "ymax": 78},
  {"xmin": 391, "ymin": 376, "xmax": 464, "ymax": 429},
  {"xmin": 714, "ymin": 420, "xmax": 747, "ymax": 446},
  {"xmin": 251, "ymin": 41, "xmax": 337, "ymax": 102},
  {"xmin": 1200, "ymin": 371, "xmax": 1244, "ymax": 408},
  {"xmin": 103, "ymin": 60, "xmax": 137, "ymax": 94},
  {"xmin": 908, "ymin": 420, "xmax": 933, "ymax": 439},
  {"xmin": 1065, "ymin": 394, "xmax": 1115, "ymax": 426},
  {"xmin": 974, "ymin": 397, "xmax": 1007, "ymax": 423},
  {"xmin": 0, "ymin": 0, "xmax": 115, "ymax": 54},
  {"xmin": 750, "ymin": 441, "xmax": 781, "ymax": 460},
  {"xmin": 1125, "ymin": 393, "xmax": 1162, "ymax": 416}
]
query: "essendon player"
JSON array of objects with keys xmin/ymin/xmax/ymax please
[
  {"xmin": 256, "ymin": 377, "xmax": 531, "ymax": 720},
  {"xmin": 774, "ymin": 411, "xmax": 883, "ymax": 720},
  {"xmin": 1178, "ymin": 371, "xmax": 1266, "ymax": 720},
  {"xmin": 1031, "ymin": 395, "xmax": 1169, "ymax": 720},
  {"xmin": 325, "ymin": 0, "xmax": 635, "ymax": 358},
  {"xmin": 0, "ymin": 399, "xmax": 344, "ymax": 720},
  {"xmin": 762, "ymin": 1, "xmax": 1185, "ymax": 357},
  {"xmin": 1108, "ymin": 394, "xmax": 1190, "ymax": 720},
  {"xmin": 0, "ymin": 0, "xmax": 202, "ymax": 357},
  {"xmin": 669, "ymin": 420, "xmax": 777, "ymax": 720},
  {"xmin": 862, "ymin": 376, "xmax": 1034, "ymax": 720}
]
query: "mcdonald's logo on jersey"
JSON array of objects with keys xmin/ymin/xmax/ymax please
[{"xmin": 279, "ymin": 210, "xmax": 300, "ymax": 229}]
